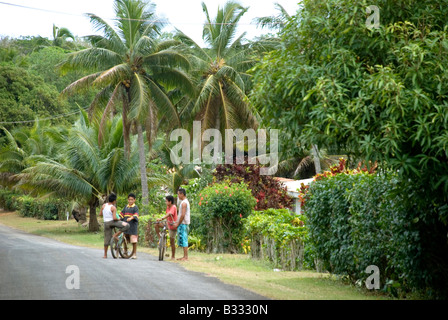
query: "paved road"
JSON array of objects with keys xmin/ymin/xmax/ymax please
[{"xmin": 0, "ymin": 224, "xmax": 267, "ymax": 300}]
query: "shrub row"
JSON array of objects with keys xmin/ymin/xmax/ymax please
[
  {"xmin": 244, "ymin": 208, "xmax": 310, "ymax": 271},
  {"xmin": 0, "ymin": 188, "xmax": 70, "ymax": 220},
  {"xmin": 303, "ymin": 171, "xmax": 448, "ymax": 299}
]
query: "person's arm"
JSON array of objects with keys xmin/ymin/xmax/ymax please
[
  {"xmin": 157, "ymin": 213, "xmax": 170, "ymax": 221},
  {"xmin": 160, "ymin": 206, "xmax": 176, "ymax": 224},
  {"xmin": 174, "ymin": 202, "xmax": 186, "ymax": 227}
]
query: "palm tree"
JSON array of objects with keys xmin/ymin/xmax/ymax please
[
  {"xmin": 175, "ymin": 1, "xmax": 259, "ymax": 136},
  {"xmin": 157, "ymin": 143, "xmax": 201, "ymax": 198},
  {"xmin": 52, "ymin": 24, "xmax": 75, "ymax": 48},
  {"xmin": 59, "ymin": 0, "xmax": 195, "ymax": 206},
  {"xmin": 15, "ymin": 111, "xmax": 140, "ymax": 231},
  {"xmin": 253, "ymin": 2, "xmax": 292, "ymax": 31},
  {"xmin": 0, "ymin": 120, "xmax": 66, "ymax": 188}
]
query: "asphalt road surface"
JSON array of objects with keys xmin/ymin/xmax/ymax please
[{"xmin": 0, "ymin": 224, "xmax": 267, "ymax": 300}]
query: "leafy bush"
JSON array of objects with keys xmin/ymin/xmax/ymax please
[
  {"xmin": 0, "ymin": 188, "xmax": 20, "ymax": 211},
  {"xmin": 213, "ymin": 162, "xmax": 293, "ymax": 210},
  {"xmin": 196, "ymin": 181, "xmax": 257, "ymax": 253},
  {"xmin": 0, "ymin": 188, "xmax": 69, "ymax": 220},
  {"xmin": 303, "ymin": 168, "xmax": 448, "ymax": 299},
  {"xmin": 244, "ymin": 208, "xmax": 310, "ymax": 270}
]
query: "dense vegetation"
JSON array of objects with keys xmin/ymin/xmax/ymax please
[{"xmin": 1, "ymin": 0, "xmax": 448, "ymax": 299}]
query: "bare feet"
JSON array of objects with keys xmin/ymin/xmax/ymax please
[{"xmin": 177, "ymin": 257, "xmax": 188, "ymax": 261}]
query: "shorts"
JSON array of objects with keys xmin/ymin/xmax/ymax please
[
  {"xmin": 129, "ymin": 234, "xmax": 138, "ymax": 244},
  {"xmin": 156, "ymin": 220, "xmax": 177, "ymax": 239},
  {"xmin": 104, "ymin": 220, "xmax": 129, "ymax": 246},
  {"xmin": 168, "ymin": 228, "xmax": 177, "ymax": 239},
  {"xmin": 177, "ymin": 224, "xmax": 189, "ymax": 247}
]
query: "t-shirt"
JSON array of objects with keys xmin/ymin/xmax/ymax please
[
  {"xmin": 166, "ymin": 205, "xmax": 177, "ymax": 230},
  {"xmin": 120, "ymin": 204, "xmax": 139, "ymax": 235},
  {"xmin": 177, "ymin": 199, "xmax": 190, "ymax": 225}
]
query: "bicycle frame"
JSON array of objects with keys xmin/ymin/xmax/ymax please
[{"xmin": 110, "ymin": 227, "xmax": 131, "ymax": 259}]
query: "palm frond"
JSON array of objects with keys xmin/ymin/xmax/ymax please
[
  {"xmin": 93, "ymin": 63, "xmax": 130, "ymax": 87},
  {"xmin": 99, "ymin": 83, "xmax": 124, "ymax": 146},
  {"xmin": 61, "ymin": 72, "xmax": 102, "ymax": 97},
  {"xmin": 58, "ymin": 48, "xmax": 122, "ymax": 74},
  {"xmin": 146, "ymin": 76, "xmax": 180, "ymax": 126},
  {"xmin": 129, "ymin": 72, "xmax": 150, "ymax": 121},
  {"xmin": 144, "ymin": 49, "xmax": 192, "ymax": 71},
  {"xmin": 84, "ymin": 13, "xmax": 127, "ymax": 54}
]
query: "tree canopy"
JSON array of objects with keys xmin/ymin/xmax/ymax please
[{"xmin": 250, "ymin": 0, "xmax": 448, "ymax": 200}]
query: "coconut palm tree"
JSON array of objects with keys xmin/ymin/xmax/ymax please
[
  {"xmin": 0, "ymin": 120, "xmax": 66, "ymax": 188},
  {"xmin": 15, "ymin": 111, "xmax": 140, "ymax": 231},
  {"xmin": 156, "ymin": 143, "xmax": 201, "ymax": 197},
  {"xmin": 253, "ymin": 2, "xmax": 292, "ymax": 31},
  {"xmin": 59, "ymin": 0, "xmax": 195, "ymax": 206},
  {"xmin": 52, "ymin": 24, "xmax": 75, "ymax": 48},
  {"xmin": 174, "ymin": 1, "xmax": 259, "ymax": 136}
]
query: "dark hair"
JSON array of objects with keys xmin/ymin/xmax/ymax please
[
  {"xmin": 108, "ymin": 193, "xmax": 117, "ymax": 203},
  {"xmin": 166, "ymin": 195, "xmax": 174, "ymax": 204},
  {"xmin": 128, "ymin": 193, "xmax": 136, "ymax": 199},
  {"xmin": 177, "ymin": 188, "xmax": 186, "ymax": 196}
]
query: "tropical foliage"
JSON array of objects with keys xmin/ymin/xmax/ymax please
[
  {"xmin": 245, "ymin": 208, "xmax": 308, "ymax": 271},
  {"xmin": 15, "ymin": 111, "xmax": 140, "ymax": 231},
  {"xmin": 196, "ymin": 181, "xmax": 256, "ymax": 253},
  {"xmin": 175, "ymin": 1, "xmax": 259, "ymax": 134},
  {"xmin": 2, "ymin": 0, "xmax": 448, "ymax": 299},
  {"xmin": 59, "ymin": 0, "xmax": 195, "ymax": 205},
  {"xmin": 213, "ymin": 162, "xmax": 293, "ymax": 210}
]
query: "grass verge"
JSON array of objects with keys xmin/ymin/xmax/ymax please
[{"xmin": 0, "ymin": 210, "xmax": 390, "ymax": 300}]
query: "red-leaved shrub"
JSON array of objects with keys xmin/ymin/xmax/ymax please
[{"xmin": 213, "ymin": 162, "xmax": 293, "ymax": 211}]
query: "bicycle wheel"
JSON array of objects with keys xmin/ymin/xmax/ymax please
[
  {"xmin": 110, "ymin": 236, "xmax": 119, "ymax": 259},
  {"xmin": 158, "ymin": 230, "xmax": 166, "ymax": 261},
  {"xmin": 119, "ymin": 234, "xmax": 132, "ymax": 259}
]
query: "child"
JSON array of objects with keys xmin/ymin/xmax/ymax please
[
  {"xmin": 100, "ymin": 193, "xmax": 129, "ymax": 259},
  {"xmin": 120, "ymin": 193, "xmax": 139, "ymax": 259},
  {"xmin": 155, "ymin": 195, "xmax": 178, "ymax": 260}
]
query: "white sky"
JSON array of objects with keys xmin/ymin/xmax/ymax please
[{"xmin": 0, "ymin": 0, "xmax": 300, "ymax": 46}]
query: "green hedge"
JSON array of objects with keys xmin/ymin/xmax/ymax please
[
  {"xmin": 304, "ymin": 172, "xmax": 448, "ymax": 299},
  {"xmin": 0, "ymin": 188, "xmax": 20, "ymax": 211},
  {"xmin": 0, "ymin": 188, "xmax": 70, "ymax": 220},
  {"xmin": 244, "ymin": 208, "xmax": 310, "ymax": 271}
]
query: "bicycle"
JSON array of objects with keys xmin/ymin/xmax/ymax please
[
  {"xmin": 154, "ymin": 220, "xmax": 173, "ymax": 261},
  {"xmin": 110, "ymin": 227, "xmax": 132, "ymax": 259}
]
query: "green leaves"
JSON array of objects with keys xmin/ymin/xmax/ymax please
[
  {"xmin": 250, "ymin": 0, "xmax": 448, "ymax": 195},
  {"xmin": 304, "ymin": 170, "xmax": 448, "ymax": 298},
  {"xmin": 197, "ymin": 181, "xmax": 257, "ymax": 253}
]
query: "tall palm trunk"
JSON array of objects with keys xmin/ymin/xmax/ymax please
[
  {"xmin": 137, "ymin": 123, "xmax": 149, "ymax": 207},
  {"xmin": 88, "ymin": 196, "xmax": 100, "ymax": 232},
  {"xmin": 122, "ymin": 91, "xmax": 131, "ymax": 157}
]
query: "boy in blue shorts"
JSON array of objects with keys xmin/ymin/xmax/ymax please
[{"xmin": 172, "ymin": 188, "xmax": 190, "ymax": 261}]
